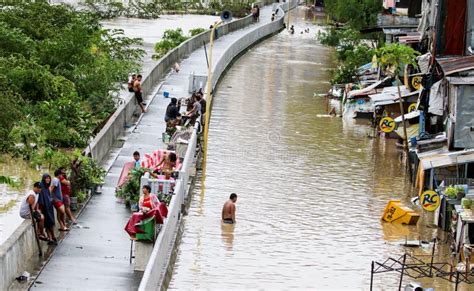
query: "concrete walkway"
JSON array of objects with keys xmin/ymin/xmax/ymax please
[{"xmin": 32, "ymin": 6, "xmax": 274, "ymax": 290}]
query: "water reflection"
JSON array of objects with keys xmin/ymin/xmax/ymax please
[
  {"xmin": 169, "ymin": 8, "xmax": 464, "ymax": 290},
  {"xmin": 221, "ymin": 222, "xmax": 235, "ymax": 251}
]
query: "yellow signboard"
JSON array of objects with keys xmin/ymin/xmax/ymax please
[
  {"xmin": 420, "ymin": 190, "xmax": 440, "ymax": 211},
  {"xmin": 379, "ymin": 117, "xmax": 395, "ymax": 133},
  {"xmin": 411, "ymin": 76, "xmax": 423, "ymax": 90},
  {"xmin": 408, "ymin": 103, "xmax": 417, "ymax": 113}
]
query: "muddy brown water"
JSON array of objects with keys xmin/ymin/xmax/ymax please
[{"xmin": 168, "ymin": 8, "xmax": 467, "ymax": 290}]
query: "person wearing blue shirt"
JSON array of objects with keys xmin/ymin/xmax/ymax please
[{"xmin": 133, "ymin": 151, "xmax": 141, "ymax": 168}]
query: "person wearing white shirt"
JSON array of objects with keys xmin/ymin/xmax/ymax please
[{"xmin": 19, "ymin": 182, "xmax": 46, "ymax": 240}]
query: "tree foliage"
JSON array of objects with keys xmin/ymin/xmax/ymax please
[
  {"xmin": 0, "ymin": 2, "xmax": 144, "ymax": 153},
  {"xmin": 375, "ymin": 43, "xmax": 420, "ymax": 75},
  {"xmin": 325, "ymin": 0, "xmax": 382, "ymax": 30},
  {"xmin": 318, "ymin": 28, "xmax": 376, "ymax": 84}
]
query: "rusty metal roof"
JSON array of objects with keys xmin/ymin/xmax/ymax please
[{"xmin": 437, "ymin": 55, "xmax": 474, "ymax": 76}]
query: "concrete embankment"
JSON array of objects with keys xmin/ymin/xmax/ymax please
[{"xmin": 2, "ymin": 1, "xmax": 294, "ymax": 290}]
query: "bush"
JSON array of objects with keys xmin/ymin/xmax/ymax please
[
  {"xmin": 70, "ymin": 150, "xmax": 106, "ymax": 194},
  {"xmin": 189, "ymin": 28, "xmax": 206, "ymax": 37},
  {"xmin": 116, "ymin": 167, "xmax": 149, "ymax": 204},
  {"xmin": 153, "ymin": 28, "xmax": 189, "ymax": 59}
]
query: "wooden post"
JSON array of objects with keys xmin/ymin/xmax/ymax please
[{"xmin": 396, "ymin": 76, "xmax": 412, "ymax": 180}]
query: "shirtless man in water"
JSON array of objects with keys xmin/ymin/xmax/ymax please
[{"xmin": 222, "ymin": 193, "xmax": 237, "ymax": 224}]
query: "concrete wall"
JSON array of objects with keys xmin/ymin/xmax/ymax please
[
  {"xmin": 0, "ymin": 221, "xmax": 35, "ymax": 291},
  {"xmin": 138, "ymin": 1, "xmax": 296, "ymax": 290}
]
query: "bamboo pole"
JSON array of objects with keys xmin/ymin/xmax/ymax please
[{"xmin": 396, "ymin": 76, "xmax": 412, "ymax": 180}]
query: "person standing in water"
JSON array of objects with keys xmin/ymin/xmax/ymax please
[{"xmin": 222, "ymin": 193, "xmax": 237, "ymax": 224}]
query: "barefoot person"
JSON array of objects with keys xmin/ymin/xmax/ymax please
[
  {"xmin": 133, "ymin": 74, "xmax": 146, "ymax": 113},
  {"xmin": 222, "ymin": 193, "xmax": 237, "ymax": 224}
]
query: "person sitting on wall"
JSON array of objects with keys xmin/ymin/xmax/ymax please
[
  {"xmin": 128, "ymin": 74, "xmax": 136, "ymax": 93},
  {"xmin": 19, "ymin": 182, "xmax": 47, "ymax": 241},
  {"xmin": 124, "ymin": 185, "xmax": 166, "ymax": 240},
  {"xmin": 139, "ymin": 185, "xmax": 160, "ymax": 214},
  {"xmin": 155, "ymin": 152, "xmax": 177, "ymax": 174}
]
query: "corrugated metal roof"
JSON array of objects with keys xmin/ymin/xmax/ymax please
[
  {"xmin": 420, "ymin": 149, "xmax": 474, "ymax": 170},
  {"xmin": 369, "ymin": 86, "xmax": 419, "ymax": 106},
  {"xmin": 437, "ymin": 56, "xmax": 474, "ymax": 76},
  {"xmin": 347, "ymin": 77, "xmax": 391, "ymax": 99}
]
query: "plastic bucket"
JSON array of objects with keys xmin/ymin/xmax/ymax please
[{"xmin": 163, "ymin": 91, "xmax": 170, "ymax": 98}]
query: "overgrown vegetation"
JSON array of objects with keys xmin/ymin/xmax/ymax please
[
  {"xmin": 0, "ymin": 2, "xmax": 144, "ymax": 154},
  {"xmin": 318, "ymin": 28, "xmax": 376, "ymax": 84},
  {"xmin": 0, "ymin": 2, "xmax": 138, "ymax": 196},
  {"xmin": 317, "ymin": 0, "xmax": 385, "ymax": 84}
]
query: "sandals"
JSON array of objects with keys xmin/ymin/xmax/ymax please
[
  {"xmin": 58, "ymin": 228, "xmax": 70, "ymax": 232},
  {"xmin": 38, "ymin": 235, "xmax": 49, "ymax": 242},
  {"xmin": 47, "ymin": 238, "xmax": 58, "ymax": 246}
]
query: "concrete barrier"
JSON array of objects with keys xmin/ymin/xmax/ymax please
[
  {"xmin": 138, "ymin": 1, "xmax": 296, "ymax": 290},
  {"xmin": 84, "ymin": 0, "xmax": 273, "ymax": 164},
  {"xmin": 0, "ymin": 221, "xmax": 35, "ymax": 291}
]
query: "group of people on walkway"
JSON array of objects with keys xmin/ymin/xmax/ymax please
[
  {"xmin": 164, "ymin": 89, "xmax": 206, "ymax": 136},
  {"xmin": 20, "ymin": 169, "xmax": 76, "ymax": 245}
]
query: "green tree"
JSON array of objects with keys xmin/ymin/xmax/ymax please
[
  {"xmin": 375, "ymin": 43, "xmax": 420, "ymax": 165},
  {"xmin": 325, "ymin": 0, "xmax": 382, "ymax": 30},
  {"xmin": 376, "ymin": 43, "xmax": 420, "ymax": 75},
  {"xmin": 189, "ymin": 28, "xmax": 206, "ymax": 37},
  {"xmin": 0, "ymin": 2, "xmax": 144, "ymax": 157}
]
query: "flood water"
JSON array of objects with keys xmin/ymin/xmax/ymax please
[
  {"xmin": 102, "ymin": 14, "xmax": 219, "ymax": 75},
  {"xmin": 169, "ymin": 8, "xmax": 465, "ymax": 290},
  {"xmin": 0, "ymin": 157, "xmax": 39, "ymax": 245}
]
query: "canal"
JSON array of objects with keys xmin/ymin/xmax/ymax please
[{"xmin": 168, "ymin": 8, "xmax": 463, "ymax": 290}]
